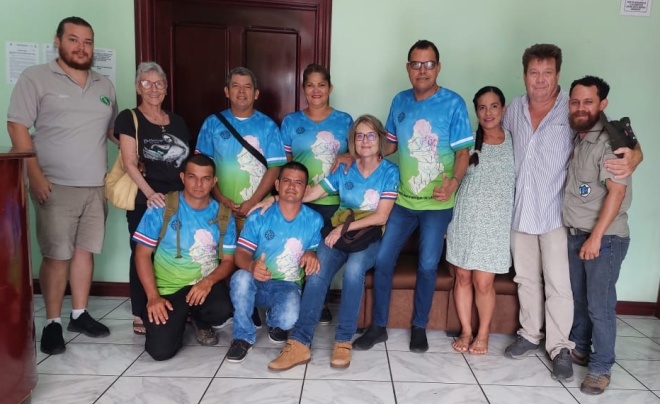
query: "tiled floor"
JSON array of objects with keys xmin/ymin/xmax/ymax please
[{"xmin": 31, "ymin": 295, "xmax": 660, "ymax": 404}]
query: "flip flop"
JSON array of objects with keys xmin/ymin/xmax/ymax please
[
  {"xmin": 452, "ymin": 334, "xmax": 473, "ymax": 353},
  {"xmin": 468, "ymin": 338, "xmax": 488, "ymax": 355},
  {"xmin": 133, "ymin": 320, "xmax": 146, "ymax": 335}
]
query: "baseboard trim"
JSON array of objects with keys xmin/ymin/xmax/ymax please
[
  {"xmin": 32, "ymin": 280, "xmax": 659, "ymax": 318},
  {"xmin": 615, "ymin": 301, "xmax": 657, "ymax": 316}
]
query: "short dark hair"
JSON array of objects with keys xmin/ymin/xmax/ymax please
[
  {"xmin": 470, "ymin": 86, "xmax": 506, "ymax": 167},
  {"xmin": 185, "ymin": 154, "xmax": 216, "ymax": 173},
  {"xmin": 302, "ymin": 63, "xmax": 331, "ymax": 86},
  {"xmin": 569, "ymin": 75, "xmax": 610, "ymax": 100},
  {"xmin": 226, "ymin": 67, "xmax": 258, "ymax": 90},
  {"xmin": 56, "ymin": 16, "xmax": 93, "ymax": 39},
  {"xmin": 278, "ymin": 161, "xmax": 309, "ymax": 184},
  {"xmin": 408, "ymin": 39, "xmax": 440, "ymax": 63},
  {"xmin": 522, "ymin": 44, "xmax": 562, "ymax": 73}
]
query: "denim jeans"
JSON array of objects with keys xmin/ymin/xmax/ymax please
[
  {"xmin": 372, "ymin": 204, "xmax": 453, "ymax": 328},
  {"xmin": 291, "ymin": 240, "xmax": 380, "ymax": 345},
  {"xmin": 568, "ymin": 234, "xmax": 630, "ymax": 375},
  {"xmin": 230, "ymin": 269, "xmax": 301, "ymax": 344}
]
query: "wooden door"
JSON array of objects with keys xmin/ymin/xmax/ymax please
[{"xmin": 135, "ymin": 0, "xmax": 332, "ymax": 144}]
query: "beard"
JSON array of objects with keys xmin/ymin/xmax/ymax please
[
  {"xmin": 58, "ymin": 47, "xmax": 93, "ymax": 71},
  {"xmin": 569, "ymin": 111, "xmax": 600, "ymax": 132}
]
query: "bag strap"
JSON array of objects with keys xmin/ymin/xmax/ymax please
[
  {"xmin": 129, "ymin": 109, "xmax": 139, "ymax": 158},
  {"xmin": 214, "ymin": 112, "xmax": 267, "ymax": 168},
  {"xmin": 159, "ymin": 192, "xmax": 181, "ymax": 258},
  {"xmin": 209, "ymin": 203, "xmax": 232, "ymax": 259}
]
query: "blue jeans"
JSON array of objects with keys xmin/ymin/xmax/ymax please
[
  {"xmin": 230, "ymin": 269, "xmax": 301, "ymax": 344},
  {"xmin": 372, "ymin": 204, "xmax": 453, "ymax": 328},
  {"xmin": 568, "ymin": 234, "xmax": 630, "ymax": 375},
  {"xmin": 291, "ymin": 241, "xmax": 380, "ymax": 345}
]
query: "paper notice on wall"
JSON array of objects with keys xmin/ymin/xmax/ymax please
[
  {"xmin": 92, "ymin": 48, "xmax": 116, "ymax": 86},
  {"xmin": 43, "ymin": 43, "xmax": 58, "ymax": 62},
  {"xmin": 6, "ymin": 41, "xmax": 39, "ymax": 84},
  {"xmin": 620, "ymin": 0, "xmax": 652, "ymax": 16}
]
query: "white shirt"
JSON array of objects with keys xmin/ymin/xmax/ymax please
[{"xmin": 503, "ymin": 89, "xmax": 573, "ymax": 235}]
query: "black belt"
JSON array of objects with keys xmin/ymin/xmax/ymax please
[{"xmin": 568, "ymin": 228, "xmax": 590, "ymax": 236}]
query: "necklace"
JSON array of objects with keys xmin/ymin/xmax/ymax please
[{"xmin": 140, "ymin": 108, "xmax": 167, "ymax": 132}]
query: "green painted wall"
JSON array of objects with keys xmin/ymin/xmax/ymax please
[{"xmin": 2, "ymin": 0, "xmax": 658, "ymax": 302}]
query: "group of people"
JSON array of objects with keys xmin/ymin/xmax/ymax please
[{"xmin": 7, "ymin": 15, "xmax": 642, "ymax": 397}]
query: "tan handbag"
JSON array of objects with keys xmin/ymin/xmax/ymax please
[{"xmin": 105, "ymin": 109, "xmax": 143, "ymax": 210}]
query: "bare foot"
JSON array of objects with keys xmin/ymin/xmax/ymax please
[
  {"xmin": 452, "ymin": 334, "xmax": 473, "ymax": 353},
  {"xmin": 468, "ymin": 338, "xmax": 488, "ymax": 355}
]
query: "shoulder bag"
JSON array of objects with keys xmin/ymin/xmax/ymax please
[{"xmin": 105, "ymin": 109, "xmax": 145, "ymax": 210}]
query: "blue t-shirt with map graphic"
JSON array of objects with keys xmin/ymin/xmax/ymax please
[
  {"xmin": 196, "ymin": 110, "xmax": 287, "ymax": 204},
  {"xmin": 281, "ymin": 109, "xmax": 352, "ymax": 206},
  {"xmin": 385, "ymin": 87, "xmax": 473, "ymax": 210},
  {"xmin": 237, "ymin": 203, "xmax": 323, "ymax": 284},
  {"xmin": 320, "ymin": 159, "xmax": 399, "ymax": 213},
  {"xmin": 133, "ymin": 193, "xmax": 237, "ymax": 295}
]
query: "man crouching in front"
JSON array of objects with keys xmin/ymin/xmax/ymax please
[{"xmin": 133, "ymin": 154, "xmax": 235, "ymax": 360}]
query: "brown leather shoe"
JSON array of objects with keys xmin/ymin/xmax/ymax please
[
  {"xmin": 330, "ymin": 341, "xmax": 353, "ymax": 368},
  {"xmin": 268, "ymin": 339, "xmax": 310, "ymax": 371}
]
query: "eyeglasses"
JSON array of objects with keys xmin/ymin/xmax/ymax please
[
  {"xmin": 408, "ymin": 61, "xmax": 438, "ymax": 70},
  {"xmin": 356, "ymin": 132, "xmax": 377, "ymax": 142},
  {"xmin": 139, "ymin": 80, "xmax": 167, "ymax": 90}
]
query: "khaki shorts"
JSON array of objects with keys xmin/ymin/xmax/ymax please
[{"xmin": 32, "ymin": 184, "xmax": 108, "ymax": 260}]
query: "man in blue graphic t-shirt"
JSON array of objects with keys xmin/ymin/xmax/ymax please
[
  {"xmin": 226, "ymin": 161, "xmax": 323, "ymax": 363},
  {"xmin": 133, "ymin": 154, "xmax": 236, "ymax": 361}
]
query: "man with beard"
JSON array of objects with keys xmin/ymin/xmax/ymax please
[
  {"xmin": 7, "ymin": 16, "xmax": 118, "ymax": 355},
  {"xmin": 562, "ymin": 76, "xmax": 632, "ymax": 395},
  {"xmin": 502, "ymin": 44, "xmax": 642, "ymax": 383}
]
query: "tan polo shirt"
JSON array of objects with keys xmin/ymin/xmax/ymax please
[
  {"xmin": 7, "ymin": 59, "xmax": 118, "ymax": 187},
  {"xmin": 562, "ymin": 121, "xmax": 632, "ymax": 237}
]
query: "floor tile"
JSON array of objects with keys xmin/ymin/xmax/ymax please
[
  {"xmin": 302, "ymin": 380, "xmax": 394, "ymax": 404},
  {"xmin": 621, "ymin": 318, "xmax": 660, "ymax": 338},
  {"xmin": 202, "ymin": 378, "xmax": 303, "ymax": 404},
  {"xmin": 481, "ymin": 385, "xmax": 578, "ymax": 404},
  {"xmin": 568, "ymin": 387, "xmax": 660, "ymax": 403},
  {"xmin": 467, "ymin": 354, "xmax": 558, "ymax": 386},
  {"xmin": 394, "ymin": 382, "xmax": 488, "ymax": 404},
  {"xmin": 125, "ymin": 345, "xmax": 226, "ymax": 377},
  {"xmin": 85, "ymin": 298, "xmax": 127, "ymax": 319},
  {"xmin": 69, "ymin": 319, "xmax": 144, "ymax": 345},
  {"xmin": 385, "ymin": 328, "xmax": 457, "ymax": 353},
  {"xmin": 102, "ymin": 300, "xmax": 135, "ymax": 320},
  {"xmin": 389, "ymin": 351, "xmax": 476, "ymax": 384},
  {"xmin": 216, "ymin": 346, "xmax": 306, "ymax": 379},
  {"xmin": 97, "ymin": 376, "xmax": 212, "ymax": 404},
  {"xmin": 306, "ymin": 348, "xmax": 391, "ymax": 381},
  {"xmin": 617, "ymin": 360, "xmax": 660, "ymax": 390},
  {"xmin": 31, "ymin": 374, "xmax": 117, "ymax": 404},
  {"xmin": 616, "ymin": 336, "xmax": 660, "ymax": 360},
  {"xmin": 617, "ymin": 318, "xmax": 647, "ymax": 337},
  {"xmin": 38, "ymin": 343, "xmax": 144, "ymax": 376},
  {"xmin": 33, "ymin": 295, "xmax": 45, "ymax": 312}
]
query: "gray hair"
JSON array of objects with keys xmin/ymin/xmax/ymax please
[
  {"xmin": 135, "ymin": 61, "xmax": 167, "ymax": 86},
  {"xmin": 226, "ymin": 67, "xmax": 258, "ymax": 90}
]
